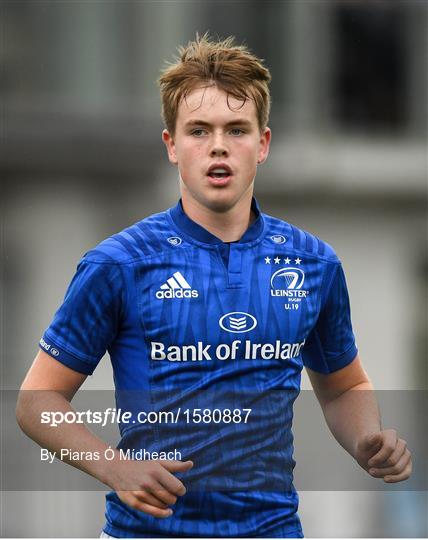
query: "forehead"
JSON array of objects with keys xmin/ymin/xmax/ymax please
[{"xmin": 176, "ymin": 85, "xmax": 257, "ymax": 125}]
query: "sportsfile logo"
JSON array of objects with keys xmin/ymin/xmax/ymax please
[{"xmin": 155, "ymin": 271, "xmax": 199, "ymax": 299}]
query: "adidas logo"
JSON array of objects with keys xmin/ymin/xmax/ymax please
[{"xmin": 155, "ymin": 271, "xmax": 199, "ymax": 299}]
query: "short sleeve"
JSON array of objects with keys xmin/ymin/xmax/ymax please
[
  {"xmin": 302, "ymin": 263, "xmax": 358, "ymax": 374},
  {"xmin": 39, "ymin": 258, "xmax": 124, "ymax": 375}
]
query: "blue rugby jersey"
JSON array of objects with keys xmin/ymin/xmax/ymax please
[{"xmin": 39, "ymin": 197, "xmax": 357, "ymax": 538}]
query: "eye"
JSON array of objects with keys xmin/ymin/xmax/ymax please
[
  {"xmin": 191, "ymin": 129, "xmax": 206, "ymax": 137},
  {"xmin": 230, "ymin": 128, "xmax": 245, "ymax": 136}
]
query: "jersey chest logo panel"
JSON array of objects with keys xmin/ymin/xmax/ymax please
[{"xmin": 135, "ymin": 250, "xmax": 323, "ymax": 369}]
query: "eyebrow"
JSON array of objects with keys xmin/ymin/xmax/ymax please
[{"xmin": 184, "ymin": 119, "xmax": 253, "ymax": 128}]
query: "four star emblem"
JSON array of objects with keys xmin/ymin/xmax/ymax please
[{"xmin": 264, "ymin": 256, "xmax": 303, "ymax": 265}]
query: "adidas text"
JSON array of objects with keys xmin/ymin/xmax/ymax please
[{"xmin": 156, "ymin": 289, "xmax": 199, "ymax": 299}]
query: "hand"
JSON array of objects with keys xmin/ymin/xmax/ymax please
[
  {"xmin": 108, "ymin": 457, "xmax": 194, "ymax": 518},
  {"xmin": 355, "ymin": 429, "xmax": 412, "ymax": 483}
]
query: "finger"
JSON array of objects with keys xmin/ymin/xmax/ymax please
[
  {"xmin": 157, "ymin": 466, "xmax": 188, "ymax": 497},
  {"xmin": 360, "ymin": 432, "xmax": 382, "ymax": 453},
  {"xmin": 372, "ymin": 439, "xmax": 407, "ymax": 469},
  {"xmin": 369, "ymin": 449, "xmax": 411, "ymax": 478},
  {"xmin": 117, "ymin": 491, "xmax": 171, "ymax": 516},
  {"xmin": 136, "ymin": 483, "xmax": 178, "ymax": 506},
  {"xmin": 132, "ymin": 498, "xmax": 174, "ymax": 519},
  {"xmin": 132, "ymin": 488, "xmax": 172, "ymax": 509},
  {"xmin": 383, "ymin": 459, "xmax": 413, "ymax": 483},
  {"xmin": 368, "ymin": 431, "xmax": 398, "ymax": 467},
  {"xmin": 159, "ymin": 460, "xmax": 194, "ymax": 473}
]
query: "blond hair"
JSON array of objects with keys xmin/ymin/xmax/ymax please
[{"xmin": 158, "ymin": 33, "xmax": 272, "ymax": 136}]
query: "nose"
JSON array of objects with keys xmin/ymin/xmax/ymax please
[{"xmin": 210, "ymin": 133, "xmax": 229, "ymax": 157}]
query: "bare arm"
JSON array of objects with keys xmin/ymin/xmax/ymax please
[
  {"xmin": 16, "ymin": 350, "xmax": 193, "ymax": 517},
  {"xmin": 307, "ymin": 355, "xmax": 412, "ymax": 483},
  {"xmin": 16, "ymin": 350, "xmax": 115, "ymax": 484},
  {"xmin": 306, "ymin": 354, "xmax": 380, "ymax": 457}
]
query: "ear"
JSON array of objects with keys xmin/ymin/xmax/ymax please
[
  {"xmin": 257, "ymin": 127, "xmax": 271, "ymax": 165},
  {"xmin": 162, "ymin": 130, "xmax": 178, "ymax": 165}
]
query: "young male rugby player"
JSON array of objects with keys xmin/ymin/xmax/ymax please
[{"xmin": 17, "ymin": 34, "xmax": 412, "ymax": 538}]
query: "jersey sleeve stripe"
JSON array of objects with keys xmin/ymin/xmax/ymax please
[
  {"xmin": 85, "ymin": 249, "xmax": 116, "ymax": 262},
  {"xmin": 121, "ymin": 229, "xmax": 151, "ymax": 256},
  {"xmin": 317, "ymin": 238, "xmax": 326, "ymax": 257},
  {"xmin": 291, "ymin": 225, "xmax": 301, "ymax": 250},
  {"xmin": 136, "ymin": 221, "xmax": 165, "ymax": 254},
  {"xmin": 111, "ymin": 233, "xmax": 141, "ymax": 259},
  {"xmin": 304, "ymin": 232, "xmax": 313, "ymax": 253}
]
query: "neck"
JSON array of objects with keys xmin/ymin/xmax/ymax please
[{"xmin": 181, "ymin": 193, "xmax": 255, "ymax": 243}]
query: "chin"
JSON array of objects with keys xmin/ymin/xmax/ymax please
[{"xmin": 202, "ymin": 191, "xmax": 240, "ymax": 213}]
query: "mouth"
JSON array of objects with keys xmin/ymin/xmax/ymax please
[{"xmin": 207, "ymin": 164, "xmax": 233, "ymax": 186}]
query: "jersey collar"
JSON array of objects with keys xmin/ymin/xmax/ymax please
[{"xmin": 169, "ymin": 197, "xmax": 265, "ymax": 246}]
